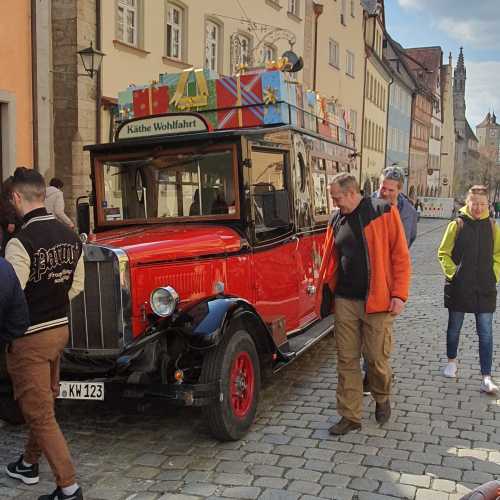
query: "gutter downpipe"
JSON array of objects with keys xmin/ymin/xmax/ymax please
[
  {"xmin": 31, "ymin": 0, "xmax": 39, "ymax": 170},
  {"xmin": 96, "ymin": 0, "xmax": 102, "ymax": 144},
  {"xmin": 359, "ymin": 12, "xmax": 368, "ymax": 186},
  {"xmin": 312, "ymin": 2, "xmax": 324, "ymax": 92}
]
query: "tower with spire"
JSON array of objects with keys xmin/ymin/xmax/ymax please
[
  {"xmin": 453, "ymin": 47, "xmax": 466, "ymax": 139},
  {"xmin": 452, "ymin": 47, "xmax": 479, "ymax": 195}
]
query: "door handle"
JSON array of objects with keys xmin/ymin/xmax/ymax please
[{"xmin": 306, "ymin": 285, "xmax": 316, "ymax": 295}]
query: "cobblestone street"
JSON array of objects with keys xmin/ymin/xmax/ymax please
[{"xmin": 1, "ymin": 218, "xmax": 499, "ymax": 500}]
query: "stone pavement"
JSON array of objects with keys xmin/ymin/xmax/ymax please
[{"xmin": 1, "ymin": 218, "xmax": 499, "ymax": 500}]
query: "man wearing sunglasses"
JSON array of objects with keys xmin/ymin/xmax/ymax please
[
  {"xmin": 373, "ymin": 166, "xmax": 418, "ymax": 248},
  {"xmin": 438, "ymin": 185, "xmax": 500, "ymax": 394}
]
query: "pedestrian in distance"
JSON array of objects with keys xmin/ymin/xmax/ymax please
[
  {"xmin": 317, "ymin": 173, "xmax": 411, "ymax": 435},
  {"xmin": 4, "ymin": 167, "xmax": 85, "ymax": 500},
  {"xmin": 0, "ymin": 177, "xmax": 22, "ymax": 256},
  {"xmin": 438, "ymin": 185, "xmax": 500, "ymax": 394},
  {"xmin": 495, "ymin": 200, "xmax": 500, "ymax": 219},
  {"xmin": 45, "ymin": 178, "xmax": 75, "ymax": 229}
]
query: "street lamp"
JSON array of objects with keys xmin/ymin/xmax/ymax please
[{"xmin": 78, "ymin": 42, "xmax": 105, "ymax": 78}]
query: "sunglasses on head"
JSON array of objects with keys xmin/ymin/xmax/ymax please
[{"xmin": 383, "ymin": 168, "xmax": 404, "ymax": 180}]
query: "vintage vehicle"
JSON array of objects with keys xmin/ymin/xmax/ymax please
[{"xmin": 1, "ymin": 103, "xmax": 356, "ymax": 440}]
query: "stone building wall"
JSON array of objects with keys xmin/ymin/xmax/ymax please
[{"xmin": 52, "ymin": 0, "xmax": 96, "ymax": 219}]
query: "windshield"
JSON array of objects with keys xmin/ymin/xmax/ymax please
[{"xmin": 96, "ymin": 147, "xmax": 238, "ymax": 224}]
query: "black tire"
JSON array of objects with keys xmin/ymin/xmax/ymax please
[{"xmin": 200, "ymin": 329, "xmax": 261, "ymax": 441}]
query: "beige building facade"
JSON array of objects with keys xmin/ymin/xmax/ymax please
[
  {"xmin": 100, "ymin": 0, "xmax": 311, "ymax": 140},
  {"xmin": 311, "ymin": 0, "xmax": 365, "ymax": 170},
  {"xmin": 360, "ymin": 4, "xmax": 391, "ymax": 194}
]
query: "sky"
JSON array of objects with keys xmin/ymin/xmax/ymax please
[{"xmin": 384, "ymin": 0, "xmax": 500, "ymax": 129}]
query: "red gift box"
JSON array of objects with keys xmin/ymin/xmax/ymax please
[
  {"xmin": 216, "ymin": 74, "xmax": 264, "ymax": 129},
  {"xmin": 133, "ymin": 85, "xmax": 169, "ymax": 117}
]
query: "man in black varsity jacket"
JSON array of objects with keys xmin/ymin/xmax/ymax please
[{"xmin": 4, "ymin": 167, "xmax": 84, "ymax": 500}]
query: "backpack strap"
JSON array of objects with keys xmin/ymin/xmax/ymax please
[{"xmin": 453, "ymin": 217, "xmax": 464, "ymax": 243}]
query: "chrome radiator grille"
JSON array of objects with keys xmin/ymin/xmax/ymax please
[{"xmin": 69, "ymin": 245, "xmax": 131, "ymax": 352}]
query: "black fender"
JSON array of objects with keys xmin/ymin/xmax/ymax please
[{"xmin": 171, "ymin": 295, "xmax": 280, "ymax": 360}]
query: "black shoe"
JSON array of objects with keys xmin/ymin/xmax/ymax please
[
  {"xmin": 328, "ymin": 417, "xmax": 362, "ymax": 435},
  {"xmin": 363, "ymin": 374, "xmax": 370, "ymax": 395},
  {"xmin": 38, "ymin": 486, "xmax": 83, "ymax": 500},
  {"xmin": 5, "ymin": 455, "xmax": 39, "ymax": 485},
  {"xmin": 375, "ymin": 399, "xmax": 391, "ymax": 424}
]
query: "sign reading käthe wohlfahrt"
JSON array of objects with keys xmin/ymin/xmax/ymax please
[{"xmin": 117, "ymin": 114, "xmax": 208, "ymax": 140}]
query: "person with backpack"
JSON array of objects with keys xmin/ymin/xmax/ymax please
[{"xmin": 438, "ymin": 185, "xmax": 500, "ymax": 394}]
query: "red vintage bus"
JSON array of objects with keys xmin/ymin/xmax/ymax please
[{"xmin": 2, "ymin": 106, "xmax": 356, "ymax": 440}]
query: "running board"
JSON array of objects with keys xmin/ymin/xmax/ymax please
[{"xmin": 273, "ymin": 316, "xmax": 334, "ymax": 373}]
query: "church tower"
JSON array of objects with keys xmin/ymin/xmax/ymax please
[{"xmin": 453, "ymin": 47, "xmax": 466, "ymax": 137}]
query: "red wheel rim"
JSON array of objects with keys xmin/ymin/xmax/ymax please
[{"xmin": 229, "ymin": 351, "xmax": 255, "ymax": 418}]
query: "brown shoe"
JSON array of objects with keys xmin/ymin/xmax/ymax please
[
  {"xmin": 328, "ymin": 417, "xmax": 361, "ymax": 435},
  {"xmin": 375, "ymin": 399, "xmax": 391, "ymax": 424}
]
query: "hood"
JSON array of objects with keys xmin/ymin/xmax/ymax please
[
  {"xmin": 90, "ymin": 224, "xmax": 244, "ymax": 266},
  {"xmin": 45, "ymin": 186, "xmax": 59, "ymax": 198},
  {"xmin": 459, "ymin": 205, "xmax": 490, "ymax": 221}
]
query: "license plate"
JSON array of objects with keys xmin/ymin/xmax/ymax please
[{"xmin": 58, "ymin": 381, "xmax": 104, "ymax": 401}]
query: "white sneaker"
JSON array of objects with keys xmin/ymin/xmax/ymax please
[
  {"xmin": 443, "ymin": 362, "xmax": 457, "ymax": 378},
  {"xmin": 480, "ymin": 377, "xmax": 499, "ymax": 395}
]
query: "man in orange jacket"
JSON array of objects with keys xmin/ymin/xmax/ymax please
[{"xmin": 318, "ymin": 173, "xmax": 411, "ymax": 435}]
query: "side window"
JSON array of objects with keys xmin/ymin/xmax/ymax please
[
  {"xmin": 251, "ymin": 149, "xmax": 292, "ymax": 242},
  {"xmin": 311, "ymin": 157, "xmax": 329, "ymax": 219}
]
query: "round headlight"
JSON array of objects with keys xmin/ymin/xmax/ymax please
[{"xmin": 150, "ymin": 286, "xmax": 179, "ymax": 317}]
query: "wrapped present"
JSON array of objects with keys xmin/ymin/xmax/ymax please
[
  {"xmin": 159, "ymin": 68, "xmax": 218, "ymax": 127},
  {"xmin": 216, "ymin": 73, "xmax": 264, "ymax": 129},
  {"xmin": 260, "ymin": 71, "xmax": 298, "ymax": 126},
  {"xmin": 317, "ymin": 97, "xmax": 332, "ymax": 138},
  {"xmin": 295, "ymin": 85, "xmax": 304, "ymax": 128},
  {"xmin": 118, "ymin": 88, "xmax": 134, "ymax": 120},
  {"xmin": 303, "ymin": 90, "xmax": 318, "ymax": 132},
  {"xmin": 132, "ymin": 84, "xmax": 169, "ymax": 118}
]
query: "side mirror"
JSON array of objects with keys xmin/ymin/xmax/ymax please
[{"xmin": 76, "ymin": 197, "xmax": 90, "ymax": 235}]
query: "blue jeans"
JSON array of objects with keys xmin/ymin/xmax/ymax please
[{"xmin": 446, "ymin": 310, "xmax": 494, "ymax": 376}]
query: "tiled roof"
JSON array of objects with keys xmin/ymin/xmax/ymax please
[{"xmin": 403, "ymin": 47, "xmax": 442, "ymax": 94}]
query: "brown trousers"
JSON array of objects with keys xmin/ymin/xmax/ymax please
[
  {"xmin": 334, "ymin": 297, "xmax": 394, "ymax": 423},
  {"xmin": 6, "ymin": 326, "xmax": 76, "ymax": 488}
]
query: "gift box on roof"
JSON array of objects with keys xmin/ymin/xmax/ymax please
[
  {"xmin": 160, "ymin": 68, "xmax": 218, "ymax": 127},
  {"xmin": 216, "ymin": 73, "xmax": 265, "ymax": 129},
  {"xmin": 260, "ymin": 70, "xmax": 298, "ymax": 126},
  {"xmin": 317, "ymin": 97, "xmax": 332, "ymax": 138},
  {"xmin": 303, "ymin": 90, "xmax": 318, "ymax": 133},
  {"xmin": 118, "ymin": 88, "xmax": 134, "ymax": 120},
  {"xmin": 132, "ymin": 84, "xmax": 169, "ymax": 118}
]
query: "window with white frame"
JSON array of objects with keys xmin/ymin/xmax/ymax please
[
  {"xmin": 346, "ymin": 51, "xmax": 355, "ymax": 77},
  {"xmin": 235, "ymin": 33, "xmax": 252, "ymax": 67},
  {"xmin": 288, "ymin": 0, "xmax": 299, "ymax": 15},
  {"xmin": 117, "ymin": 0, "xmax": 138, "ymax": 46},
  {"xmin": 205, "ymin": 20, "xmax": 220, "ymax": 71},
  {"xmin": 329, "ymin": 39, "xmax": 339, "ymax": 68},
  {"xmin": 166, "ymin": 3, "xmax": 183, "ymax": 60},
  {"xmin": 263, "ymin": 44, "xmax": 277, "ymax": 63}
]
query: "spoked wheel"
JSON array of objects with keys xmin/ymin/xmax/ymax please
[
  {"xmin": 230, "ymin": 351, "xmax": 255, "ymax": 418},
  {"xmin": 200, "ymin": 329, "xmax": 261, "ymax": 441}
]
